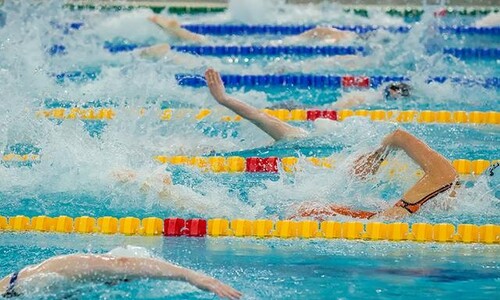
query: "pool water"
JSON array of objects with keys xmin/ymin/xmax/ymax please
[
  {"xmin": 0, "ymin": 0, "xmax": 499, "ymax": 299},
  {"xmin": 1, "ymin": 233, "xmax": 498, "ymax": 299}
]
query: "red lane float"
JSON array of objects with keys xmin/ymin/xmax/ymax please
[
  {"xmin": 246, "ymin": 157, "xmax": 279, "ymax": 172},
  {"xmin": 164, "ymin": 218, "xmax": 186, "ymax": 236},
  {"xmin": 341, "ymin": 76, "xmax": 370, "ymax": 88},
  {"xmin": 306, "ymin": 110, "xmax": 337, "ymax": 121},
  {"xmin": 163, "ymin": 218, "xmax": 207, "ymax": 237},
  {"xmin": 185, "ymin": 219, "xmax": 207, "ymax": 236}
]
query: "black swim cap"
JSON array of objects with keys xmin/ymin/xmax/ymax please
[{"xmin": 384, "ymin": 82, "xmax": 411, "ymax": 100}]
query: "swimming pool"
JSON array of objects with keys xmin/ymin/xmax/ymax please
[{"xmin": 0, "ymin": 0, "xmax": 498, "ymax": 299}]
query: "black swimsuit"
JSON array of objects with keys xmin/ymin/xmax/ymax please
[{"xmin": 2, "ymin": 272, "xmax": 20, "ymax": 298}]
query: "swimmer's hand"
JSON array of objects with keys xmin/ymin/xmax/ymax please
[
  {"xmin": 112, "ymin": 170, "xmax": 137, "ymax": 183},
  {"xmin": 187, "ymin": 272, "xmax": 242, "ymax": 300},
  {"xmin": 353, "ymin": 147, "xmax": 387, "ymax": 179},
  {"xmin": 205, "ymin": 68, "xmax": 228, "ymax": 104}
]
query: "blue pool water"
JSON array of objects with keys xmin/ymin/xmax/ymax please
[
  {"xmin": 0, "ymin": 233, "xmax": 499, "ymax": 299},
  {"xmin": 0, "ymin": 0, "xmax": 499, "ymax": 299}
]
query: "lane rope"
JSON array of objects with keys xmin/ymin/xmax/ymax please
[
  {"xmin": 175, "ymin": 73, "xmax": 500, "ymax": 89},
  {"xmin": 3, "ymin": 153, "xmax": 496, "ymax": 176},
  {"xmin": 152, "ymin": 156, "xmax": 498, "ymax": 176},
  {"xmin": 180, "ymin": 24, "xmax": 500, "ymax": 35},
  {"xmin": 1, "ymin": 215, "xmax": 498, "ymax": 244},
  {"xmin": 101, "ymin": 43, "xmax": 500, "ymax": 59},
  {"xmin": 35, "ymin": 108, "xmax": 500, "ymax": 125}
]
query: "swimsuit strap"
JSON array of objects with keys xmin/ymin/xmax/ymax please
[
  {"xmin": 395, "ymin": 182, "xmax": 454, "ymax": 214},
  {"xmin": 2, "ymin": 272, "xmax": 20, "ymax": 298}
]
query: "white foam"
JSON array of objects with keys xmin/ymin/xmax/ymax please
[{"xmin": 108, "ymin": 245, "xmax": 155, "ymax": 258}]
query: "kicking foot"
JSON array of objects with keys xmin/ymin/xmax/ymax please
[{"xmin": 112, "ymin": 169, "xmax": 137, "ymax": 183}]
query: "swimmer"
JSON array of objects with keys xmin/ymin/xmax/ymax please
[
  {"xmin": 0, "ymin": 251, "xmax": 242, "ymax": 299},
  {"xmin": 112, "ymin": 168, "xmax": 172, "ymax": 192},
  {"xmin": 149, "ymin": 15, "xmax": 356, "ymax": 43},
  {"xmin": 141, "ymin": 15, "xmax": 357, "ymax": 58},
  {"xmin": 204, "ymin": 68, "xmax": 497, "ymax": 220},
  {"xmin": 112, "ymin": 169, "xmax": 215, "ymax": 215},
  {"xmin": 332, "ymin": 82, "xmax": 412, "ymax": 110}
]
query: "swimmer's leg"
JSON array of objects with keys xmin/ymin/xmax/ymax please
[
  {"xmin": 296, "ymin": 26, "xmax": 356, "ymax": 42},
  {"xmin": 205, "ymin": 68, "xmax": 307, "ymax": 141},
  {"xmin": 148, "ymin": 15, "xmax": 207, "ymax": 43},
  {"xmin": 139, "ymin": 43, "xmax": 171, "ymax": 59},
  {"xmin": 290, "ymin": 203, "xmax": 376, "ymax": 220}
]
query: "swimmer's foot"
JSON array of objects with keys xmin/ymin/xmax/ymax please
[
  {"xmin": 139, "ymin": 43, "xmax": 171, "ymax": 59},
  {"xmin": 205, "ymin": 68, "xmax": 228, "ymax": 104},
  {"xmin": 112, "ymin": 170, "xmax": 137, "ymax": 183},
  {"xmin": 352, "ymin": 147, "xmax": 388, "ymax": 179}
]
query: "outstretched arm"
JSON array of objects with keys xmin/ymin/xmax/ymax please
[
  {"xmin": 19, "ymin": 254, "xmax": 242, "ymax": 300},
  {"xmin": 205, "ymin": 68, "xmax": 307, "ymax": 141},
  {"xmin": 149, "ymin": 15, "xmax": 207, "ymax": 42},
  {"xmin": 331, "ymin": 95, "xmax": 367, "ymax": 110}
]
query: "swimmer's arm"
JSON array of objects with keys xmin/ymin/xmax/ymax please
[
  {"xmin": 381, "ymin": 129, "xmax": 456, "ymax": 178},
  {"xmin": 354, "ymin": 129, "xmax": 455, "ymax": 179},
  {"xmin": 33, "ymin": 255, "xmax": 241, "ymax": 299},
  {"xmin": 0, "ymin": 276, "xmax": 9, "ymax": 293},
  {"xmin": 205, "ymin": 68, "xmax": 306, "ymax": 141},
  {"xmin": 148, "ymin": 15, "xmax": 206, "ymax": 43},
  {"xmin": 369, "ymin": 130, "xmax": 458, "ymax": 219},
  {"xmin": 331, "ymin": 95, "xmax": 366, "ymax": 110}
]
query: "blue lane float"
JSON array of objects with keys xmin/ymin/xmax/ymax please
[
  {"xmin": 103, "ymin": 43, "xmax": 367, "ymax": 56},
  {"xmin": 51, "ymin": 21, "xmax": 85, "ymax": 34},
  {"xmin": 172, "ymin": 45, "xmax": 366, "ymax": 56},
  {"xmin": 50, "ymin": 69, "xmax": 499, "ymax": 89},
  {"xmin": 181, "ymin": 24, "xmax": 409, "ymax": 34},
  {"xmin": 181, "ymin": 24, "xmax": 500, "ymax": 36},
  {"xmin": 443, "ymin": 47, "xmax": 500, "ymax": 59},
  {"xmin": 175, "ymin": 74, "xmax": 500, "ymax": 89},
  {"xmin": 100, "ymin": 42, "xmax": 499, "ymax": 59},
  {"xmin": 53, "ymin": 69, "xmax": 101, "ymax": 83}
]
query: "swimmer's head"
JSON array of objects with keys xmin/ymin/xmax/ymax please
[
  {"xmin": 384, "ymin": 82, "xmax": 411, "ymax": 100},
  {"xmin": 484, "ymin": 162, "xmax": 499, "ymax": 199}
]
